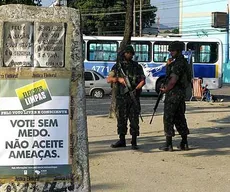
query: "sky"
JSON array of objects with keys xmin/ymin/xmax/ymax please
[
  {"xmin": 42, "ymin": 0, "xmax": 53, "ymax": 7},
  {"xmin": 41, "ymin": 0, "xmax": 179, "ymax": 27},
  {"xmin": 151, "ymin": 0, "xmax": 179, "ymax": 27}
]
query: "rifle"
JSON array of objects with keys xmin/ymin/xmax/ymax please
[
  {"xmin": 149, "ymin": 68, "xmax": 169, "ymax": 124},
  {"xmin": 149, "ymin": 57, "xmax": 174, "ymax": 124},
  {"xmin": 116, "ymin": 51, "xmax": 143, "ymax": 122},
  {"xmin": 149, "ymin": 91, "xmax": 163, "ymax": 124}
]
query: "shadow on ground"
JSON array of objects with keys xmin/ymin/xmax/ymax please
[
  {"xmin": 91, "ymin": 183, "xmax": 124, "ymax": 191},
  {"xmin": 89, "ymin": 115, "xmax": 230, "ymax": 158}
]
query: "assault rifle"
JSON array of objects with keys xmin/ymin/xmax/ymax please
[
  {"xmin": 149, "ymin": 72, "xmax": 169, "ymax": 124},
  {"xmin": 149, "ymin": 91, "xmax": 163, "ymax": 124},
  {"xmin": 116, "ymin": 51, "xmax": 143, "ymax": 122}
]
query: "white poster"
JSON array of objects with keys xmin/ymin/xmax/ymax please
[{"xmin": 0, "ymin": 78, "xmax": 71, "ymax": 178}]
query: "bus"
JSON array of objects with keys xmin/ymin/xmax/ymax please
[{"xmin": 83, "ymin": 36, "xmax": 223, "ymax": 93}]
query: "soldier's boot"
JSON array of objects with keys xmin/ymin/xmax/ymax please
[
  {"xmin": 131, "ymin": 134, "xmax": 138, "ymax": 150},
  {"xmin": 178, "ymin": 135, "xmax": 189, "ymax": 151},
  {"xmin": 111, "ymin": 134, "xmax": 126, "ymax": 148},
  {"xmin": 159, "ymin": 136, "xmax": 173, "ymax": 152}
]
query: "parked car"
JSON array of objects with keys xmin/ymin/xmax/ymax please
[{"xmin": 84, "ymin": 70, "xmax": 112, "ymax": 98}]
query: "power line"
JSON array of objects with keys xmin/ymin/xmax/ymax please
[
  {"xmin": 78, "ymin": 0, "xmax": 226, "ymax": 31},
  {"xmin": 77, "ymin": 0, "xmax": 227, "ymax": 36},
  {"xmin": 81, "ymin": 8, "xmax": 156, "ymax": 16},
  {"xmin": 80, "ymin": 0, "xmax": 225, "ymax": 16},
  {"xmin": 78, "ymin": 0, "xmax": 198, "ymax": 13}
]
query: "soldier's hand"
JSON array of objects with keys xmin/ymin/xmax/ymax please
[
  {"xmin": 118, "ymin": 77, "xmax": 126, "ymax": 85},
  {"xmin": 166, "ymin": 58, "xmax": 174, "ymax": 65},
  {"xmin": 160, "ymin": 87, "xmax": 167, "ymax": 93}
]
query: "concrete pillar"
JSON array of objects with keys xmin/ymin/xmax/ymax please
[{"xmin": 0, "ymin": 4, "xmax": 90, "ymax": 192}]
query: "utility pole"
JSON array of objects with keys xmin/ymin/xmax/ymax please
[
  {"xmin": 139, "ymin": 0, "xmax": 142, "ymax": 37},
  {"xmin": 227, "ymin": 3, "xmax": 230, "ymax": 63},
  {"xmin": 157, "ymin": 16, "xmax": 160, "ymax": 34},
  {"xmin": 133, "ymin": 0, "xmax": 136, "ymax": 36}
]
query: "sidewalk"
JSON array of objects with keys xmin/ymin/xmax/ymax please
[
  {"xmin": 88, "ymin": 98, "xmax": 230, "ymax": 192},
  {"xmin": 211, "ymin": 84, "xmax": 230, "ymax": 101}
]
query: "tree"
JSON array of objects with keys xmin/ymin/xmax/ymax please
[
  {"xmin": 164, "ymin": 30, "xmax": 171, "ymax": 33},
  {"xmin": 134, "ymin": 0, "xmax": 157, "ymax": 36},
  {"xmin": 119, "ymin": 0, "xmax": 133, "ymax": 50},
  {"xmin": 172, "ymin": 28, "xmax": 179, "ymax": 34},
  {"xmin": 69, "ymin": 0, "xmax": 156, "ymax": 36},
  {"xmin": 108, "ymin": 0, "xmax": 134, "ymax": 118}
]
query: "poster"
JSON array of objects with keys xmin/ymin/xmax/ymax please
[{"xmin": 0, "ymin": 77, "xmax": 71, "ymax": 181}]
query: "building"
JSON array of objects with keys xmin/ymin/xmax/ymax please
[
  {"xmin": 49, "ymin": 0, "xmax": 67, "ymax": 7},
  {"xmin": 179, "ymin": 0, "xmax": 230, "ymax": 83}
]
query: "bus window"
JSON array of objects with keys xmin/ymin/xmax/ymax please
[
  {"xmin": 131, "ymin": 42, "xmax": 151, "ymax": 62},
  {"xmin": 153, "ymin": 41, "xmax": 170, "ymax": 62},
  {"xmin": 87, "ymin": 41, "xmax": 118, "ymax": 61},
  {"xmin": 187, "ymin": 42, "xmax": 218, "ymax": 63},
  {"xmin": 153, "ymin": 41, "xmax": 185, "ymax": 62}
]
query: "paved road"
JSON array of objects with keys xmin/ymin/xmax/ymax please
[
  {"xmin": 86, "ymin": 84, "xmax": 230, "ymax": 116},
  {"xmin": 86, "ymin": 95, "xmax": 163, "ymax": 117}
]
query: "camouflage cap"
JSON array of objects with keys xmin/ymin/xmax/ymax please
[
  {"xmin": 168, "ymin": 41, "xmax": 184, "ymax": 52},
  {"xmin": 124, "ymin": 45, "xmax": 135, "ymax": 55}
]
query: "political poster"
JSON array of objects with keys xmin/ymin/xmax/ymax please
[{"xmin": 0, "ymin": 77, "xmax": 71, "ymax": 181}]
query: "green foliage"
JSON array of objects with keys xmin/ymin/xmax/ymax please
[
  {"xmin": 172, "ymin": 28, "xmax": 179, "ymax": 34},
  {"xmin": 70, "ymin": 0, "xmax": 157, "ymax": 36},
  {"xmin": 163, "ymin": 28, "xmax": 179, "ymax": 34},
  {"xmin": 164, "ymin": 30, "xmax": 171, "ymax": 33}
]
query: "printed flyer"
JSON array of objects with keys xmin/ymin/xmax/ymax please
[{"xmin": 0, "ymin": 78, "xmax": 71, "ymax": 181}]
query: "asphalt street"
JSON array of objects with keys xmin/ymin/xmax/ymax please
[
  {"xmin": 86, "ymin": 84, "xmax": 230, "ymax": 117},
  {"xmin": 86, "ymin": 95, "xmax": 163, "ymax": 117}
]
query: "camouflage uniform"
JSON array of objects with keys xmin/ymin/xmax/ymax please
[
  {"xmin": 110, "ymin": 60, "xmax": 145, "ymax": 136},
  {"xmin": 164, "ymin": 54, "xmax": 190, "ymax": 137}
]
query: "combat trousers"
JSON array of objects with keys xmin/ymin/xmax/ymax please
[
  {"xmin": 163, "ymin": 93, "xmax": 189, "ymax": 137},
  {"xmin": 116, "ymin": 95, "xmax": 140, "ymax": 136}
]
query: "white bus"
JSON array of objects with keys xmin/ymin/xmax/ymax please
[{"xmin": 83, "ymin": 36, "xmax": 223, "ymax": 93}]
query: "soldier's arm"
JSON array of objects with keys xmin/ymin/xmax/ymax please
[
  {"xmin": 107, "ymin": 71, "xmax": 117, "ymax": 83},
  {"xmin": 107, "ymin": 64, "xmax": 117, "ymax": 83},
  {"xmin": 136, "ymin": 79, "xmax": 145, "ymax": 90},
  {"xmin": 107, "ymin": 65, "xmax": 126, "ymax": 85},
  {"xmin": 160, "ymin": 60, "xmax": 183, "ymax": 92},
  {"xmin": 161, "ymin": 74, "xmax": 178, "ymax": 92},
  {"xmin": 135, "ymin": 64, "xmax": 146, "ymax": 90}
]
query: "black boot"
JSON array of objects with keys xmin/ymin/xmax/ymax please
[
  {"xmin": 111, "ymin": 134, "xmax": 126, "ymax": 148},
  {"xmin": 131, "ymin": 134, "xmax": 138, "ymax": 150},
  {"xmin": 159, "ymin": 136, "xmax": 173, "ymax": 151},
  {"xmin": 178, "ymin": 135, "xmax": 189, "ymax": 151}
]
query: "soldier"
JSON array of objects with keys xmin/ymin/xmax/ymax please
[
  {"xmin": 107, "ymin": 45, "xmax": 146, "ymax": 150},
  {"xmin": 159, "ymin": 41, "xmax": 190, "ymax": 151}
]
